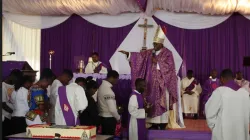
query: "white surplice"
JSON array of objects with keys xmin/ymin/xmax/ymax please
[
  {"xmin": 205, "ymin": 87, "xmax": 250, "ymax": 140},
  {"xmin": 85, "ymin": 61, "xmax": 108, "ymax": 74},
  {"xmin": 55, "ymin": 83, "xmax": 88, "ymax": 125},
  {"xmin": 11, "ymin": 87, "xmax": 29, "ymax": 117},
  {"xmin": 49, "ymin": 79, "xmax": 63, "ymax": 123},
  {"xmin": 181, "ymin": 77, "xmax": 202, "ymax": 114},
  {"xmin": 128, "ymin": 90, "xmax": 146, "ymax": 140},
  {"xmin": 235, "ymin": 79, "xmax": 250, "ymax": 94}
]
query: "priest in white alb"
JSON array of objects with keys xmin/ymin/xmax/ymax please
[
  {"xmin": 181, "ymin": 70, "xmax": 202, "ymax": 119},
  {"xmin": 55, "ymin": 82, "xmax": 88, "ymax": 126},
  {"xmin": 205, "ymin": 69, "xmax": 250, "ymax": 140},
  {"xmin": 235, "ymin": 71, "xmax": 250, "ymax": 94},
  {"xmin": 85, "ymin": 52, "xmax": 108, "ymax": 74}
]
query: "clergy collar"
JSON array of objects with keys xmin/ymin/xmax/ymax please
[
  {"xmin": 211, "ymin": 78, "xmax": 217, "ymax": 82},
  {"xmin": 134, "ymin": 90, "xmax": 141, "ymax": 94},
  {"xmin": 102, "ymin": 80, "xmax": 113, "ymax": 88}
]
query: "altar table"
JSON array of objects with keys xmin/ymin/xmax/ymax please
[{"xmin": 73, "ymin": 73, "xmax": 132, "ymax": 127}]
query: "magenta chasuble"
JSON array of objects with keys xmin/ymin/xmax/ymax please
[{"xmin": 130, "ymin": 47, "xmax": 178, "ymax": 118}]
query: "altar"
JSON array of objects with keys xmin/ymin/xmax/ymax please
[{"xmin": 74, "ymin": 73, "xmax": 132, "ymax": 127}]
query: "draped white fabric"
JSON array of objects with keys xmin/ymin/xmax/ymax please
[
  {"xmin": 3, "ymin": 0, "xmax": 141, "ymax": 16},
  {"xmin": 146, "ymin": 0, "xmax": 250, "ymax": 15},
  {"xmin": 81, "ymin": 13, "xmax": 141, "ymax": 28},
  {"xmin": 154, "ymin": 11, "xmax": 231, "ymax": 29},
  {"xmin": 2, "ymin": 17, "xmax": 41, "ymax": 75},
  {"xmin": 3, "ymin": 13, "xmax": 70, "ymax": 29}
]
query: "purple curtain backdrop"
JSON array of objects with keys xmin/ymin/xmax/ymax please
[
  {"xmin": 136, "ymin": 0, "xmax": 147, "ymax": 11},
  {"xmin": 154, "ymin": 13, "xmax": 250, "ymax": 84},
  {"xmin": 41, "ymin": 14, "xmax": 136, "ymax": 76}
]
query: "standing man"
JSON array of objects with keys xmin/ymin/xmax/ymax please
[
  {"xmin": 98, "ymin": 70, "xmax": 120, "ymax": 135},
  {"xmin": 235, "ymin": 71, "xmax": 250, "ymax": 93},
  {"xmin": 205, "ymin": 69, "xmax": 250, "ymax": 140},
  {"xmin": 85, "ymin": 52, "xmax": 108, "ymax": 74},
  {"xmin": 119, "ymin": 25, "xmax": 178, "ymax": 130},
  {"xmin": 49, "ymin": 69, "xmax": 73, "ymax": 124},
  {"xmin": 181, "ymin": 70, "xmax": 202, "ymax": 119},
  {"xmin": 199, "ymin": 69, "xmax": 220, "ymax": 117}
]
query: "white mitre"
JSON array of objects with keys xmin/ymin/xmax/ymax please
[{"xmin": 153, "ymin": 25, "xmax": 166, "ymax": 44}]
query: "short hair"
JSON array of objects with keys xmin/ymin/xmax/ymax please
[
  {"xmin": 75, "ymin": 77, "xmax": 86, "ymax": 84},
  {"xmin": 62, "ymin": 69, "xmax": 73, "ymax": 78},
  {"xmin": 187, "ymin": 70, "xmax": 193, "ymax": 75},
  {"xmin": 220, "ymin": 69, "xmax": 233, "ymax": 79},
  {"xmin": 236, "ymin": 71, "xmax": 242, "ymax": 75},
  {"xmin": 40, "ymin": 68, "xmax": 54, "ymax": 80},
  {"xmin": 135, "ymin": 78, "xmax": 145, "ymax": 87},
  {"xmin": 86, "ymin": 77, "xmax": 99, "ymax": 90},
  {"xmin": 107, "ymin": 70, "xmax": 119, "ymax": 79},
  {"xmin": 15, "ymin": 75, "xmax": 33, "ymax": 91},
  {"xmin": 91, "ymin": 52, "xmax": 99, "ymax": 56},
  {"xmin": 10, "ymin": 69, "xmax": 23, "ymax": 78}
]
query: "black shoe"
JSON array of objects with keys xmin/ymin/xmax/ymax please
[
  {"xmin": 194, "ymin": 114, "xmax": 198, "ymax": 120},
  {"xmin": 148, "ymin": 124, "xmax": 160, "ymax": 130},
  {"xmin": 159, "ymin": 123, "xmax": 167, "ymax": 130}
]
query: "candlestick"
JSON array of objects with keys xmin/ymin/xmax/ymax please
[
  {"xmin": 79, "ymin": 60, "xmax": 84, "ymax": 73},
  {"xmin": 48, "ymin": 50, "xmax": 55, "ymax": 69}
]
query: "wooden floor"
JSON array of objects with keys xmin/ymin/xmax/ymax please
[{"xmin": 169, "ymin": 119, "xmax": 211, "ymax": 132}]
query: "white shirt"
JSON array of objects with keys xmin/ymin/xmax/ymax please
[
  {"xmin": 11, "ymin": 87, "xmax": 29, "ymax": 117},
  {"xmin": 2, "ymin": 82, "xmax": 14, "ymax": 119},
  {"xmin": 85, "ymin": 61, "xmax": 108, "ymax": 74},
  {"xmin": 128, "ymin": 49, "xmax": 161, "ymax": 70},
  {"xmin": 205, "ymin": 87, "xmax": 250, "ymax": 140},
  {"xmin": 128, "ymin": 90, "xmax": 145, "ymax": 140},
  {"xmin": 98, "ymin": 80, "xmax": 120, "ymax": 121},
  {"xmin": 49, "ymin": 79, "xmax": 63, "ymax": 123},
  {"xmin": 55, "ymin": 83, "xmax": 88, "ymax": 125}
]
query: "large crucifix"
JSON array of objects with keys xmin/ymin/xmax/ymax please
[{"xmin": 138, "ymin": 18, "xmax": 153, "ymax": 51}]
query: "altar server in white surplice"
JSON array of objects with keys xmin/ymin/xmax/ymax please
[
  {"xmin": 181, "ymin": 70, "xmax": 202, "ymax": 119},
  {"xmin": 85, "ymin": 52, "xmax": 108, "ymax": 74},
  {"xmin": 49, "ymin": 69, "xmax": 73, "ymax": 124},
  {"xmin": 235, "ymin": 71, "xmax": 250, "ymax": 94},
  {"xmin": 128, "ymin": 78, "xmax": 150, "ymax": 140},
  {"xmin": 205, "ymin": 69, "xmax": 250, "ymax": 140},
  {"xmin": 55, "ymin": 82, "xmax": 88, "ymax": 126}
]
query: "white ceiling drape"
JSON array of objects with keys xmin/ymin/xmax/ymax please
[
  {"xmin": 3, "ymin": 0, "xmax": 141, "ymax": 16},
  {"xmin": 3, "ymin": 0, "xmax": 250, "ymax": 16}
]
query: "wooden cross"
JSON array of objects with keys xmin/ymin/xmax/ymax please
[{"xmin": 138, "ymin": 18, "xmax": 153, "ymax": 51}]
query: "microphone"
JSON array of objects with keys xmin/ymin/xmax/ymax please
[
  {"xmin": 152, "ymin": 50, "xmax": 156, "ymax": 57},
  {"xmin": 2, "ymin": 52, "xmax": 15, "ymax": 56}
]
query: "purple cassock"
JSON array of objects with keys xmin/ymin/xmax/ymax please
[
  {"xmin": 199, "ymin": 78, "xmax": 220, "ymax": 116},
  {"xmin": 58, "ymin": 86, "xmax": 80, "ymax": 126},
  {"xmin": 128, "ymin": 91, "xmax": 147, "ymax": 140},
  {"xmin": 130, "ymin": 48, "xmax": 178, "ymax": 118}
]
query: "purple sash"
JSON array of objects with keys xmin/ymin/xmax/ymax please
[
  {"xmin": 185, "ymin": 78, "xmax": 199, "ymax": 92},
  {"xmin": 224, "ymin": 80, "xmax": 241, "ymax": 91},
  {"xmin": 128, "ymin": 91, "xmax": 147, "ymax": 140},
  {"xmin": 94, "ymin": 63, "xmax": 107, "ymax": 73},
  {"xmin": 58, "ymin": 86, "xmax": 80, "ymax": 126}
]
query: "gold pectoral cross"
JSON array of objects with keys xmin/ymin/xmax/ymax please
[{"xmin": 138, "ymin": 18, "xmax": 153, "ymax": 51}]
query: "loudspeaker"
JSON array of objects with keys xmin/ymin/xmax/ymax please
[{"xmin": 243, "ymin": 57, "xmax": 250, "ymax": 66}]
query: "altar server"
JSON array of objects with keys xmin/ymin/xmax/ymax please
[
  {"xmin": 98, "ymin": 70, "xmax": 120, "ymax": 135},
  {"xmin": 128, "ymin": 78, "xmax": 150, "ymax": 140},
  {"xmin": 85, "ymin": 52, "xmax": 108, "ymax": 74},
  {"xmin": 2, "ymin": 69, "xmax": 23, "ymax": 138},
  {"xmin": 11, "ymin": 76, "xmax": 33, "ymax": 134},
  {"xmin": 55, "ymin": 82, "xmax": 88, "ymax": 126},
  {"xmin": 205, "ymin": 69, "xmax": 250, "ymax": 140},
  {"xmin": 49, "ymin": 69, "xmax": 73, "ymax": 124},
  {"xmin": 181, "ymin": 70, "xmax": 202, "ymax": 119}
]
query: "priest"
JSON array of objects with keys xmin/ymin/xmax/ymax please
[
  {"xmin": 119, "ymin": 25, "xmax": 178, "ymax": 130},
  {"xmin": 55, "ymin": 82, "xmax": 88, "ymax": 126},
  {"xmin": 234, "ymin": 71, "xmax": 250, "ymax": 93},
  {"xmin": 199, "ymin": 69, "xmax": 220, "ymax": 117},
  {"xmin": 85, "ymin": 52, "xmax": 108, "ymax": 74},
  {"xmin": 181, "ymin": 70, "xmax": 202, "ymax": 119},
  {"xmin": 205, "ymin": 69, "xmax": 250, "ymax": 140}
]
